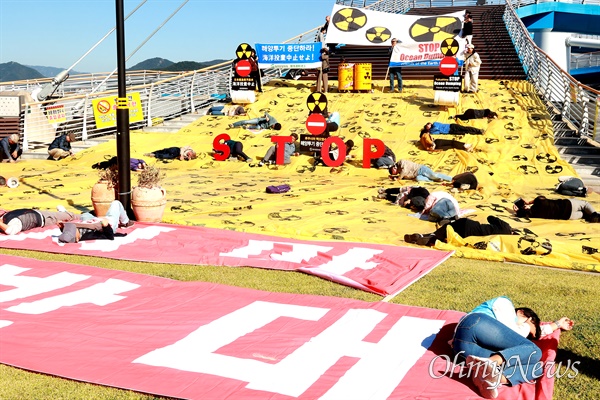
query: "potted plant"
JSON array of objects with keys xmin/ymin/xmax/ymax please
[
  {"xmin": 91, "ymin": 167, "xmax": 118, "ymax": 217},
  {"xmin": 131, "ymin": 164, "xmax": 167, "ymax": 222}
]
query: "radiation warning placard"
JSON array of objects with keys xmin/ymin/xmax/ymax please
[
  {"xmin": 325, "ymin": 4, "xmax": 468, "ymax": 67},
  {"xmin": 92, "ymin": 92, "xmax": 144, "ymax": 129}
]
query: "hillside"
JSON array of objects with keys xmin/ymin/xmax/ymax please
[
  {"xmin": 127, "ymin": 57, "xmax": 228, "ymax": 72},
  {"xmin": 0, "ymin": 62, "xmax": 44, "ymax": 81},
  {"xmin": 27, "ymin": 65, "xmax": 86, "ymax": 78}
]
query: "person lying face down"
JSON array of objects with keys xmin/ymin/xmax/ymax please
[
  {"xmin": 404, "ymin": 215, "xmax": 515, "ymax": 246},
  {"xmin": 0, "ymin": 207, "xmax": 76, "ymax": 235},
  {"xmin": 423, "ymin": 121, "xmax": 484, "ymax": 135},
  {"xmin": 451, "ymin": 109, "xmax": 498, "ymax": 121},
  {"xmin": 144, "ymin": 146, "xmax": 197, "ymax": 161},
  {"xmin": 514, "ymin": 196, "xmax": 600, "ymax": 222}
]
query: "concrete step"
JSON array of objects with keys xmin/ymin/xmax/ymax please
[
  {"xmin": 141, "ymin": 112, "xmax": 205, "ymax": 133},
  {"xmin": 556, "ymin": 145, "xmax": 600, "ymax": 156}
]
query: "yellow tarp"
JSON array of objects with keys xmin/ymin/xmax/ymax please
[{"xmin": 1, "ymin": 79, "xmax": 598, "ymax": 271}]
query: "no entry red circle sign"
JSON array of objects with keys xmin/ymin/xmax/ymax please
[
  {"xmin": 439, "ymin": 56, "xmax": 458, "ymax": 76},
  {"xmin": 306, "ymin": 113, "xmax": 327, "ymax": 135},
  {"xmin": 236, "ymin": 59, "xmax": 252, "ymax": 77}
]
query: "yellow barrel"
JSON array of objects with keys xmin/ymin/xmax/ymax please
[
  {"xmin": 354, "ymin": 63, "xmax": 372, "ymax": 91},
  {"xmin": 337, "ymin": 63, "xmax": 354, "ymax": 92}
]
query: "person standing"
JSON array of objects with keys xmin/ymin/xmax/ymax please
[
  {"xmin": 248, "ymin": 49, "xmax": 263, "ymax": 93},
  {"xmin": 0, "ymin": 134, "xmax": 22, "ymax": 163},
  {"xmin": 317, "ymin": 48, "xmax": 330, "ymax": 93},
  {"xmin": 48, "ymin": 132, "xmax": 76, "ymax": 161},
  {"xmin": 461, "ymin": 12, "xmax": 474, "ymax": 44},
  {"xmin": 388, "ymin": 38, "xmax": 403, "ymax": 93},
  {"xmin": 463, "ymin": 44, "xmax": 482, "ymax": 93}
]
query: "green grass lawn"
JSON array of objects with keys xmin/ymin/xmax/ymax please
[{"xmin": 0, "ymin": 248, "xmax": 598, "ymax": 400}]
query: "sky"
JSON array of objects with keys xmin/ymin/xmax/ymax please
[{"xmin": 0, "ymin": 0, "xmax": 333, "ymax": 73}]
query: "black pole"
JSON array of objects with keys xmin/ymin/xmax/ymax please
[{"xmin": 115, "ymin": 0, "xmax": 132, "ymax": 214}]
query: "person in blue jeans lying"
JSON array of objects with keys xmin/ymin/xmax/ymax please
[
  {"xmin": 229, "ymin": 112, "xmax": 281, "ymax": 131},
  {"xmin": 388, "ymin": 159, "xmax": 452, "ymax": 182},
  {"xmin": 423, "ymin": 121, "xmax": 484, "ymax": 135},
  {"xmin": 452, "ymin": 296, "xmax": 573, "ymax": 399}
]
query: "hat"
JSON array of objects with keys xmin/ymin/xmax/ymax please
[
  {"xmin": 466, "ymin": 44, "xmax": 475, "ymax": 49},
  {"xmin": 410, "ymin": 196, "xmax": 426, "ymax": 211},
  {"xmin": 58, "ymin": 223, "xmax": 78, "ymax": 243}
]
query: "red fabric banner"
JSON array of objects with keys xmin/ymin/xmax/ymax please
[
  {"xmin": 0, "ymin": 224, "xmax": 453, "ymax": 295},
  {"xmin": 0, "ymin": 255, "xmax": 557, "ymax": 399}
]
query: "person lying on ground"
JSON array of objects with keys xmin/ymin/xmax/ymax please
[
  {"xmin": 258, "ymin": 133, "xmax": 299, "ymax": 166},
  {"xmin": 423, "ymin": 121, "xmax": 484, "ymax": 135},
  {"xmin": 420, "ymin": 130, "xmax": 473, "ymax": 152},
  {"xmin": 404, "ymin": 215, "xmax": 514, "ymax": 246},
  {"xmin": 48, "ymin": 132, "xmax": 77, "ymax": 161},
  {"xmin": 207, "ymin": 105, "xmax": 247, "ymax": 116},
  {"xmin": 554, "ymin": 176, "xmax": 587, "ymax": 197},
  {"xmin": 407, "ymin": 191, "xmax": 461, "ymax": 222},
  {"xmin": 514, "ymin": 195, "xmax": 600, "ymax": 222},
  {"xmin": 449, "ymin": 171, "xmax": 478, "ymax": 190},
  {"xmin": 144, "ymin": 146, "xmax": 197, "ymax": 161},
  {"xmin": 377, "ymin": 185, "xmax": 430, "ymax": 206},
  {"xmin": 451, "ymin": 109, "xmax": 498, "ymax": 121},
  {"xmin": 388, "ymin": 159, "xmax": 452, "ymax": 182},
  {"xmin": 229, "ymin": 112, "xmax": 281, "ymax": 131},
  {"xmin": 371, "ymin": 144, "xmax": 397, "ymax": 169},
  {"xmin": 0, "ymin": 134, "xmax": 22, "ymax": 163},
  {"xmin": 92, "ymin": 156, "xmax": 147, "ymax": 171},
  {"xmin": 57, "ymin": 200, "xmax": 134, "ymax": 243},
  {"xmin": 0, "ymin": 206, "xmax": 76, "ymax": 235},
  {"xmin": 213, "ymin": 139, "xmax": 251, "ymax": 162},
  {"xmin": 451, "ymin": 296, "xmax": 573, "ymax": 399}
]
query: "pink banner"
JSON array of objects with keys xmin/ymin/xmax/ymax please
[
  {"xmin": 0, "ymin": 256, "xmax": 557, "ymax": 399},
  {"xmin": 0, "ymin": 224, "xmax": 453, "ymax": 295}
]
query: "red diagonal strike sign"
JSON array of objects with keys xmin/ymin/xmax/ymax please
[
  {"xmin": 235, "ymin": 59, "xmax": 252, "ymax": 77},
  {"xmin": 305, "ymin": 113, "xmax": 327, "ymax": 135},
  {"xmin": 439, "ymin": 56, "xmax": 458, "ymax": 76}
]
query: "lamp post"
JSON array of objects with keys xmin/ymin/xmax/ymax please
[{"xmin": 115, "ymin": 0, "xmax": 132, "ymax": 214}]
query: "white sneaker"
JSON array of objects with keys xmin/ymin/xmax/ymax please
[
  {"xmin": 466, "ymin": 355, "xmax": 500, "ymax": 398},
  {"xmin": 57, "ymin": 205, "xmax": 67, "ymax": 212}
]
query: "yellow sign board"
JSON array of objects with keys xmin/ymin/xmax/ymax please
[
  {"xmin": 92, "ymin": 93, "xmax": 144, "ymax": 129},
  {"xmin": 46, "ymin": 104, "xmax": 67, "ymax": 124}
]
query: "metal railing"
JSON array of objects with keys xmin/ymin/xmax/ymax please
[
  {"xmin": 2, "ymin": 0, "xmax": 600, "ymax": 149},
  {"xmin": 504, "ymin": 0, "xmax": 600, "ymax": 140},
  {"xmin": 571, "ymin": 51, "xmax": 600, "ymax": 70}
]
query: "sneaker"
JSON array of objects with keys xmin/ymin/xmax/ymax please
[
  {"xmin": 228, "ymin": 124, "xmax": 234, "ymax": 129},
  {"xmin": 119, "ymin": 220, "xmax": 135, "ymax": 228},
  {"xmin": 378, "ymin": 188, "xmax": 386, "ymax": 195},
  {"xmin": 466, "ymin": 355, "xmax": 500, "ymax": 398},
  {"xmin": 57, "ymin": 205, "xmax": 67, "ymax": 212},
  {"xmin": 377, "ymin": 193, "xmax": 387, "ymax": 199},
  {"xmin": 464, "ymin": 143, "xmax": 473, "ymax": 152},
  {"xmin": 258, "ymin": 161, "xmax": 264, "ymax": 167}
]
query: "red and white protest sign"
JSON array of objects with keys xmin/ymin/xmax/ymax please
[
  {"xmin": 305, "ymin": 113, "xmax": 327, "ymax": 135},
  {"xmin": 236, "ymin": 59, "xmax": 252, "ymax": 77},
  {"xmin": 439, "ymin": 56, "xmax": 458, "ymax": 76}
]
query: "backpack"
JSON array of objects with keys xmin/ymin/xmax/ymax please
[{"xmin": 266, "ymin": 184, "xmax": 291, "ymax": 194}]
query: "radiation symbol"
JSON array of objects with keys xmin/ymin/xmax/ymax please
[
  {"xmin": 236, "ymin": 43, "xmax": 252, "ymax": 60},
  {"xmin": 440, "ymin": 38, "xmax": 460, "ymax": 56},
  {"xmin": 409, "ymin": 17, "xmax": 462, "ymax": 42},
  {"xmin": 332, "ymin": 8, "xmax": 367, "ymax": 32},
  {"xmin": 306, "ymin": 92, "xmax": 328, "ymax": 114},
  {"xmin": 365, "ymin": 26, "xmax": 391, "ymax": 43},
  {"xmin": 536, "ymin": 153, "xmax": 557, "ymax": 163},
  {"xmin": 518, "ymin": 234, "xmax": 552, "ymax": 256}
]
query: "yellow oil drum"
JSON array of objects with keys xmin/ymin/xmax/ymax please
[
  {"xmin": 337, "ymin": 63, "xmax": 354, "ymax": 92},
  {"xmin": 354, "ymin": 63, "xmax": 372, "ymax": 91}
]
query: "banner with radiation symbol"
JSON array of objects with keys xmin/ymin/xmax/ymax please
[{"xmin": 326, "ymin": 5, "xmax": 467, "ymax": 67}]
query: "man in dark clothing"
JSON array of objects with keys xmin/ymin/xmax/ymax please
[
  {"xmin": 404, "ymin": 216, "xmax": 514, "ymax": 246},
  {"xmin": 0, "ymin": 134, "xmax": 22, "ymax": 163},
  {"xmin": 48, "ymin": 132, "xmax": 76, "ymax": 160},
  {"xmin": 0, "ymin": 207, "xmax": 76, "ymax": 235},
  {"xmin": 452, "ymin": 109, "xmax": 498, "ymax": 121},
  {"xmin": 515, "ymin": 196, "xmax": 600, "ymax": 222}
]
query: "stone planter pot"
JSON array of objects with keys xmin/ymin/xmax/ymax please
[
  {"xmin": 91, "ymin": 180, "xmax": 117, "ymax": 217},
  {"xmin": 132, "ymin": 186, "xmax": 167, "ymax": 222}
]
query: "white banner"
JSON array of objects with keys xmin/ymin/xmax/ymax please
[{"xmin": 326, "ymin": 5, "xmax": 468, "ymax": 67}]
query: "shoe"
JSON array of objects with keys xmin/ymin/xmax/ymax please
[
  {"xmin": 466, "ymin": 355, "xmax": 500, "ymax": 399},
  {"xmin": 119, "ymin": 220, "xmax": 135, "ymax": 228},
  {"xmin": 56, "ymin": 205, "xmax": 67, "ymax": 212},
  {"xmin": 378, "ymin": 188, "xmax": 386, "ymax": 195},
  {"xmin": 587, "ymin": 212, "xmax": 600, "ymax": 223},
  {"xmin": 464, "ymin": 143, "xmax": 473, "ymax": 152},
  {"xmin": 228, "ymin": 124, "xmax": 234, "ymax": 129},
  {"xmin": 257, "ymin": 161, "xmax": 264, "ymax": 167},
  {"xmin": 404, "ymin": 233, "xmax": 423, "ymax": 244}
]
